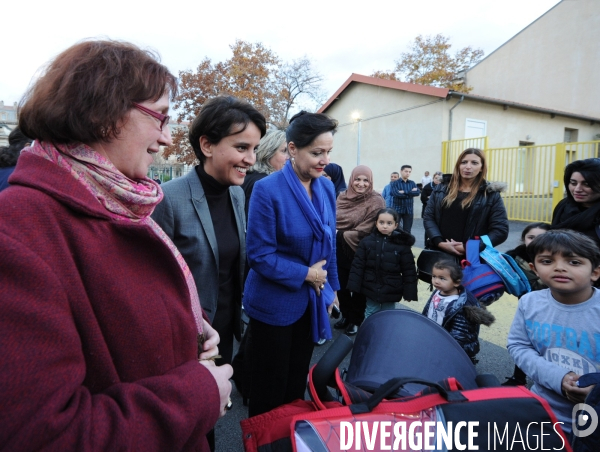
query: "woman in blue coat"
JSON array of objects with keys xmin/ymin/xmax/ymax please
[{"xmin": 243, "ymin": 111, "xmax": 340, "ymax": 417}]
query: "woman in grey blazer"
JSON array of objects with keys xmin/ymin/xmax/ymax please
[{"xmin": 152, "ymin": 96, "xmax": 266, "ymax": 366}]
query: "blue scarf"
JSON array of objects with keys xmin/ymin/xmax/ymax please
[{"xmin": 282, "ymin": 161, "xmax": 334, "ymax": 342}]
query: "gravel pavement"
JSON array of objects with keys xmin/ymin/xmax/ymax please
[{"xmin": 216, "ymin": 219, "xmax": 530, "ymax": 451}]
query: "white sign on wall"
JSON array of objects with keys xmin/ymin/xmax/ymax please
[{"xmin": 465, "ymin": 118, "xmax": 487, "ymax": 138}]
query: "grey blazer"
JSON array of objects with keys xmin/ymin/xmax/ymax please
[{"xmin": 151, "ymin": 169, "xmax": 246, "ymax": 338}]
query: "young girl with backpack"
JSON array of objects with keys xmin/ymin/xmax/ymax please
[
  {"xmin": 347, "ymin": 208, "xmax": 418, "ymax": 321},
  {"xmin": 422, "ymin": 259, "xmax": 495, "ymax": 363},
  {"xmin": 502, "ymin": 222, "xmax": 550, "ymax": 386}
]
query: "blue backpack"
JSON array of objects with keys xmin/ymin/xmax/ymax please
[
  {"xmin": 479, "ymin": 235, "xmax": 531, "ymax": 297},
  {"xmin": 461, "ymin": 238, "xmax": 505, "ymax": 306}
]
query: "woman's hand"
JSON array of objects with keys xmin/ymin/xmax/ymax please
[
  {"xmin": 199, "ymin": 360, "xmax": 233, "ymax": 417},
  {"xmin": 306, "ymin": 260, "xmax": 328, "ymax": 295},
  {"xmin": 198, "ymin": 319, "xmax": 220, "ymax": 361},
  {"xmin": 328, "ymin": 292, "xmax": 339, "ymax": 315},
  {"xmin": 451, "ymin": 240, "xmax": 465, "ymax": 255},
  {"xmin": 438, "ymin": 240, "xmax": 463, "ymax": 256}
]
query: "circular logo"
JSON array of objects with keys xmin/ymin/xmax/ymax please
[{"xmin": 572, "ymin": 403, "xmax": 599, "ymax": 438}]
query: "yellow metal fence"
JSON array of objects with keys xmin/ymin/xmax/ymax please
[{"xmin": 441, "ymin": 138, "xmax": 600, "ymax": 223}]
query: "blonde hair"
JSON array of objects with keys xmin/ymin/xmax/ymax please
[
  {"xmin": 443, "ymin": 148, "xmax": 487, "ymax": 209},
  {"xmin": 249, "ymin": 130, "xmax": 286, "ymax": 175}
]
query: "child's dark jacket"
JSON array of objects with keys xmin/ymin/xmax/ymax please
[
  {"xmin": 422, "ymin": 288, "xmax": 495, "ymax": 358},
  {"xmin": 347, "ymin": 229, "xmax": 418, "ymax": 303}
]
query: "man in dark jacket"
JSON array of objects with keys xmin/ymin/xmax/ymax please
[{"xmin": 390, "ymin": 165, "xmax": 420, "ymax": 233}]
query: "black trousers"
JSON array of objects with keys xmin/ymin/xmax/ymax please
[
  {"xmin": 336, "ymin": 233, "xmax": 367, "ymax": 326},
  {"xmin": 399, "ymin": 213, "xmax": 414, "ymax": 234},
  {"xmin": 248, "ymin": 309, "xmax": 315, "ymax": 417},
  {"xmin": 337, "ymin": 265, "xmax": 367, "ymax": 326},
  {"xmin": 212, "ymin": 306, "xmax": 234, "ymax": 366}
]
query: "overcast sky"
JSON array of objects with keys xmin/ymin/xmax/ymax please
[{"xmin": 2, "ymin": 0, "xmax": 561, "ymax": 108}]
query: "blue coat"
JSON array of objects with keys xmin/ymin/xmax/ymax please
[{"xmin": 243, "ymin": 170, "xmax": 340, "ymax": 326}]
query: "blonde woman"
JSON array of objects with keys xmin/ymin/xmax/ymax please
[
  {"xmin": 423, "ymin": 148, "xmax": 508, "ymax": 256},
  {"xmin": 241, "ymin": 129, "xmax": 288, "ymax": 217}
]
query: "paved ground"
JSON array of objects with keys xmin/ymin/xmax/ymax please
[{"xmin": 216, "ymin": 219, "xmax": 530, "ymax": 451}]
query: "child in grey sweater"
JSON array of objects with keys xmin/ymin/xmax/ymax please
[{"xmin": 508, "ymin": 230, "xmax": 600, "ymax": 435}]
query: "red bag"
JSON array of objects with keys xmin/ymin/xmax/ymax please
[{"xmin": 292, "ymin": 377, "xmax": 572, "ymax": 452}]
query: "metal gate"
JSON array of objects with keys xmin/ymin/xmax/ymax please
[{"xmin": 441, "ymin": 138, "xmax": 600, "ymax": 222}]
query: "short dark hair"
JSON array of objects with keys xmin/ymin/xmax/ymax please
[
  {"xmin": 0, "ymin": 127, "xmax": 31, "ymax": 168},
  {"xmin": 391, "ymin": 172, "xmax": 399, "ymax": 176},
  {"xmin": 286, "ymin": 111, "xmax": 337, "ymax": 148},
  {"xmin": 401, "ymin": 165, "xmax": 412, "ymax": 171},
  {"xmin": 19, "ymin": 40, "xmax": 177, "ymax": 145},
  {"xmin": 563, "ymin": 158, "xmax": 600, "ymax": 202},
  {"xmin": 528, "ymin": 229, "xmax": 600, "ymax": 269},
  {"xmin": 433, "ymin": 259, "xmax": 463, "ymax": 283},
  {"xmin": 189, "ymin": 96, "xmax": 267, "ymax": 164},
  {"xmin": 520, "ymin": 222, "xmax": 550, "ymax": 242}
]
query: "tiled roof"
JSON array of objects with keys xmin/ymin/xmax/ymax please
[{"xmin": 318, "ymin": 73, "xmax": 449, "ymax": 113}]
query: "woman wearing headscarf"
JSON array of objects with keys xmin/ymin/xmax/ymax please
[
  {"xmin": 323, "ymin": 162, "xmax": 347, "ymax": 198},
  {"xmin": 0, "ymin": 40, "xmax": 229, "ymax": 451},
  {"xmin": 334, "ymin": 165, "xmax": 385, "ymax": 335}
]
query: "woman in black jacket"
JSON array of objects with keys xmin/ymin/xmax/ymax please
[
  {"xmin": 347, "ymin": 208, "xmax": 418, "ymax": 319},
  {"xmin": 423, "ymin": 148, "xmax": 509, "ymax": 256},
  {"xmin": 551, "ymin": 158, "xmax": 600, "ymax": 249}
]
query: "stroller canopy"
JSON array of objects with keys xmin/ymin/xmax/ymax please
[{"xmin": 346, "ymin": 309, "xmax": 479, "ymax": 395}]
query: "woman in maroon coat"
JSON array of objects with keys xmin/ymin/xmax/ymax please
[{"xmin": 0, "ymin": 40, "xmax": 231, "ymax": 451}]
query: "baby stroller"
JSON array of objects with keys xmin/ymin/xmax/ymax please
[
  {"xmin": 242, "ymin": 309, "xmax": 571, "ymax": 451},
  {"xmin": 331, "ymin": 308, "xmax": 483, "ymax": 398}
]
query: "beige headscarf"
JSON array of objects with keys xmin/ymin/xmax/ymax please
[{"xmin": 336, "ymin": 165, "xmax": 385, "ymax": 251}]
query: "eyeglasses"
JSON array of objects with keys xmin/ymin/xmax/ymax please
[{"xmin": 132, "ymin": 102, "xmax": 170, "ymax": 130}]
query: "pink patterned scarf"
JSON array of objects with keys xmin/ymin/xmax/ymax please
[{"xmin": 23, "ymin": 141, "xmax": 204, "ymax": 335}]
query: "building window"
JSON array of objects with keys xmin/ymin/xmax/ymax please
[
  {"xmin": 564, "ymin": 128, "xmax": 578, "ymax": 143},
  {"xmin": 465, "ymin": 118, "xmax": 487, "ymax": 138}
]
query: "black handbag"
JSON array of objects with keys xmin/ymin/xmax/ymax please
[{"xmin": 416, "ymin": 249, "xmax": 456, "ymax": 284}]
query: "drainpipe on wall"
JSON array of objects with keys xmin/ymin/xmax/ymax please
[
  {"xmin": 356, "ymin": 119, "xmax": 362, "ymax": 166},
  {"xmin": 448, "ymin": 95, "xmax": 465, "ymax": 141}
]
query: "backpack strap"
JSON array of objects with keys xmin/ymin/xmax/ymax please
[
  {"xmin": 480, "ymin": 235, "xmax": 494, "ymax": 248},
  {"xmin": 465, "ymin": 238, "xmax": 481, "ymax": 265}
]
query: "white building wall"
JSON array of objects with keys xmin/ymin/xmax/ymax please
[
  {"xmin": 449, "ymin": 100, "xmax": 600, "ymax": 148},
  {"xmin": 465, "ymin": 0, "xmax": 600, "ymax": 118},
  {"xmin": 322, "ymin": 81, "xmax": 600, "ymax": 217},
  {"xmin": 324, "ymin": 83, "xmax": 446, "ymax": 193}
]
